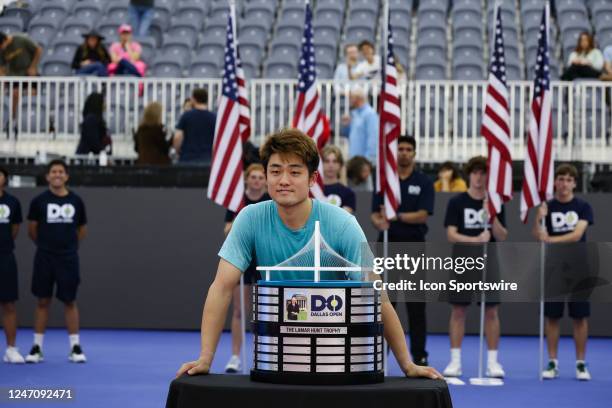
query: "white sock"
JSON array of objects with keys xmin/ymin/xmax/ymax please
[
  {"xmin": 6, "ymin": 346, "xmax": 17, "ymax": 351},
  {"xmin": 488, "ymin": 350, "xmax": 498, "ymax": 365},
  {"xmin": 33, "ymin": 333, "xmax": 44, "ymax": 348},
  {"xmin": 69, "ymin": 334, "xmax": 80, "ymax": 348},
  {"xmin": 450, "ymin": 348, "xmax": 461, "ymax": 363}
]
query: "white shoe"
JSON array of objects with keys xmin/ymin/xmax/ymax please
[
  {"xmin": 542, "ymin": 360, "xmax": 559, "ymax": 379},
  {"xmin": 443, "ymin": 360, "xmax": 462, "ymax": 377},
  {"xmin": 576, "ymin": 361, "xmax": 591, "ymax": 381},
  {"xmin": 225, "ymin": 355, "xmax": 241, "ymax": 373},
  {"xmin": 68, "ymin": 345, "xmax": 87, "ymax": 363},
  {"xmin": 3, "ymin": 347, "xmax": 25, "ymax": 364},
  {"xmin": 486, "ymin": 361, "xmax": 505, "ymax": 378},
  {"xmin": 25, "ymin": 345, "xmax": 43, "ymax": 363}
]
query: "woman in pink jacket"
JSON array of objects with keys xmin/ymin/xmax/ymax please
[{"xmin": 108, "ymin": 24, "xmax": 146, "ymax": 77}]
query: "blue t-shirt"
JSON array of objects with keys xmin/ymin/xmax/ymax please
[
  {"xmin": 545, "ymin": 197, "xmax": 593, "ymax": 242},
  {"xmin": 323, "ymin": 183, "xmax": 356, "ymax": 212},
  {"xmin": 371, "ymin": 170, "xmax": 434, "ymax": 242},
  {"xmin": 176, "ymin": 108, "xmax": 216, "ymax": 163},
  {"xmin": 0, "ymin": 191, "xmax": 22, "ymax": 253},
  {"xmin": 27, "ymin": 190, "xmax": 87, "ymax": 255},
  {"xmin": 218, "ymin": 200, "xmax": 367, "ymax": 281},
  {"xmin": 444, "ymin": 192, "xmax": 506, "ymax": 242}
]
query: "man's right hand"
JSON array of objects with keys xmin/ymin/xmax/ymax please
[
  {"xmin": 176, "ymin": 357, "xmax": 211, "ymax": 378},
  {"xmin": 537, "ymin": 202, "xmax": 548, "ymax": 219}
]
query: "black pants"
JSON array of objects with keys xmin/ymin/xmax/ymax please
[
  {"xmin": 392, "ymin": 301, "xmax": 428, "ymax": 361},
  {"xmin": 561, "ymin": 64, "xmax": 601, "ymax": 81}
]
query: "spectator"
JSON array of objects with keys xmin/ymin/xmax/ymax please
[
  {"xmin": 341, "ymin": 85, "xmax": 378, "ymax": 163},
  {"xmin": 346, "ymin": 155, "xmax": 373, "ymax": 192},
  {"xmin": 395, "ymin": 55, "xmax": 407, "ymax": 82},
  {"xmin": 108, "ymin": 25, "xmax": 146, "ymax": 78},
  {"xmin": 71, "ymin": 31, "xmax": 110, "ymax": 77},
  {"xmin": 434, "ymin": 161, "xmax": 467, "ymax": 192},
  {"xmin": 561, "ymin": 32, "xmax": 604, "ymax": 81},
  {"xmin": 0, "ymin": 31, "xmax": 42, "ymax": 126},
  {"xmin": 334, "ymin": 43, "xmax": 360, "ymax": 81},
  {"xmin": 128, "ymin": 0, "xmax": 154, "ymax": 38},
  {"xmin": 134, "ymin": 102, "xmax": 170, "ymax": 165},
  {"xmin": 173, "ymin": 88, "xmax": 216, "ymax": 165},
  {"xmin": 354, "ymin": 40, "xmax": 380, "ymax": 80},
  {"xmin": 182, "ymin": 98, "xmax": 193, "ymax": 112},
  {"xmin": 601, "ymin": 44, "xmax": 612, "ymax": 81},
  {"xmin": 321, "ymin": 145, "xmax": 356, "ymax": 213},
  {"xmin": 76, "ymin": 93, "xmax": 110, "ymax": 155}
]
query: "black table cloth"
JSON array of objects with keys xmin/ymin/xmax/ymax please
[{"xmin": 166, "ymin": 374, "xmax": 453, "ymax": 408}]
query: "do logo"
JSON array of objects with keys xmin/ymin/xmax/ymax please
[
  {"xmin": 311, "ymin": 295, "xmax": 343, "ymax": 312},
  {"xmin": 47, "ymin": 204, "xmax": 76, "ymax": 222},
  {"xmin": 551, "ymin": 211, "xmax": 579, "ymax": 230},
  {"xmin": 464, "ymin": 208, "xmax": 487, "ymax": 228},
  {"xmin": 0, "ymin": 204, "xmax": 11, "ymax": 221}
]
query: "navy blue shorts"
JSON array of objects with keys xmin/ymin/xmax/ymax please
[
  {"xmin": 544, "ymin": 301, "xmax": 590, "ymax": 319},
  {"xmin": 0, "ymin": 252, "xmax": 18, "ymax": 302},
  {"xmin": 31, "ymin": 250, "xmax": 80, "ymax": 303}
]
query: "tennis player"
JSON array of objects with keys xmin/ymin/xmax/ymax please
[{"xmin": 177, "ymin": 128, "xmax": 442, "ymax": 379}]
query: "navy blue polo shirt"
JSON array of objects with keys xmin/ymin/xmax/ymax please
[
  {"xmin": 371, "ymin": 170, "xmax": 434, "ymax": 242},
  {"xmin": 27, "ymin": 190, "xmax": 87, "ymax": 255},
  {"xmin": 0, "ymin": 191, "xmax": 22, "ymax": 253},
  {"xmin": 444, "ymin": 192, "xmax": 506, "ymax": 241},
  {"xmin": 324, "ymin": 183, "xmax": 356, "ymax": 212},
  {"xmin": 545, "ymin": 197, "xmax": 593, "ymax": 242}
]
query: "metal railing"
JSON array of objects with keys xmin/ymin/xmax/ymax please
[{"xmin": 0, "ymin": 77, "xmax": 610, "ymax": 163}]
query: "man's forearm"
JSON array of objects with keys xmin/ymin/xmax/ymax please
[
  {"xmin": 199, "ymin": 280, "xmax": 234, "ymax": 363},
  {"xmin": 29, "ymin": 48, "xmax": 42, "ymax": 71},
  {"xmin": 399, "ymin": 211, "xmax": 427, "ymax": 224},
  {"xmin": 381, "ymin": 301, "xmax": 412, "ymax": 371}
]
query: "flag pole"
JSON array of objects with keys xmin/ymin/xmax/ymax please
[
  {"xmin": 381, "ymin": 0, "xmax": 389, "ymax": 378},
  {"xmin": 229, "ymin": 0, "xmax": 247, "ymax": 375}
]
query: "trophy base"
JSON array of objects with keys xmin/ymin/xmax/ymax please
[{"xmin": 251, "ymin": 370, "xmax": 384, "ymax": 385}]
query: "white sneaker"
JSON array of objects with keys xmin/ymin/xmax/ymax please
[
  {"xmin": 486, "ymin": 361, "xmax": 505, "ymax": 378},
  {"xmin": 68, "ymin": 345, "xmax": 87, "ymax": 363},
  {"xmin": 576, "ymin": 361, "xmax": 591, "ymax": 381},
  {"xmin": 225, "ymin": 355, "xmax": 241, "ymax": 373},
  {"xmin": 443, "ymin": 360, "xmax": 462, "ymax": 377},
  {"xmin": 3, "ymin": 347, "xmax": 25, "ymax": 364},
  {"xmin": 25, "ymin": 345, "xmax": 43, "ymax": 363},
  {"xmin": 542, "ymin": 360, "xmax": 559, "ymax": 379}
]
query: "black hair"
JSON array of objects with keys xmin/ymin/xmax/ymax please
[
  {"xmin": 0, "ymin": 166, "xmax": 8, "ymax": 185},
  {"xmin": 46, "ymin": 159, "xmax": 69, "ymax": 174},
  {"xmin": 398, "ymin": 135, "xmax": 416, "ymax": 149},
  {"xmin": 192, "ymin": 88, "xmax": 208, "ymax": 104},
  {"xmin": 83, "ymin": 92, "xmax": 104, "ymax": 119}
]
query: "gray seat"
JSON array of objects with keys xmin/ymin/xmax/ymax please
[
  {"xmin": 314, "ymin": 8, "xmax": 343, "ymax": 28},
  {"xmin": 313, "ymin": 26, "xmax": 341, "ymax": 44},
  {"xmin": 347, "ymin": 8, "xmax": 378, "ymax": 22},
  {"xmin": 163, "ymin": 34, "xmax": 196, "ymax": 55},
  {"xmin": 152, "ymin": 53, "xmax": 184, "ymax": 78},
  {"xmin": 278, "ymin": 9, "xmax": 305, "ymax": 27},
  {"xmin": 316, "ymin": 0, "xmax": 344, "ymax": 14},
  {"xmin": 240, "ymin": 20, "xmax": 270, "ymax": 42},
  {"xmin": 418, "ymin": 0, "xmax": 448, "ymax": 14},
  {"xmin": 453, "ymin": 14, "xmax": 483, "ymax": 38},
  {"xmin": 244, "ymin": 1, "xmax": 276, "ymax": 22},
  {"xmin": 263, "ymin": 56, "xmax": 296, "ymax": 79},
  {"xmin": 202, "ymin": 22, "xmax": 227, "ymax": 40},
  {"xmin": 415, "ymin": 54, "xmax": 446, "ymax": 79},
  {"xmin": 452, "ymin": 8, "xmax": 481, "ymax": 22},
  {"xmin": 521, "ymin": 0, "xmax": 546, "ymax": 14},
  {"xmin": 168, "ymin": 15, "xmax": 202, "ymax": 38},
  {"xmin": 238, "ymin": 29, "xmax": 268, "ymax": 47},
  {"xmin": 276, "ymin": 26, "xmax": 303, "ymax": 43},
  {"xmin": 388, "ymin": 0, "xmax": 413, "ymax": 13},
  {"xmin": 349, "ymin": 0, "xmax": 380, "ymax": 14},
  {"xmin": 176, "ymin": 2, "xmax": 208, "ymax": 21},
  {"xmin": 592, "ymin": 0, "xmax": 612, "ymax": 15},
  {"xmin": 593, "ymin": 12, "xmax": 612, "ymax": 32},
  {"xmin": 2, "ymin": 5, "xmax": 33, "ymax": 27},
  {"xmin": 53, "ymin": 32, "xmax": 83, "ymax": 48},
  {"xmin": 316, "ymin": 63, "xmax": 334, "ymax": 79},
  {"xmin": 283, "ymin": 0, "xmax": 307, "ymax": 12},
  {"xmin": 96, "ymin": 22, "xmax": 120, "ymax": 40},
  {"xmin": 196, "ymin": 44, "xmax": 225, "ymax": 67},
  {"xmin": 29, "ymin": 14, "xmax": 63, "ymax": 31},
  {"xmin": 505, "ymin": 64, "xmax": 523, "ymax": 80},
  {"xmin": 105, "ymin": 3, "xmax": 129, "ymax": 22},
  {"xmin": 598, "ymin": 28, "xmax": 612, "ymax": 49},
  {"xmin": 559, "ymin": 11, "xmax": 590, "ymax": 29},
  {"xmin": 41, "ymin": 55, "xmax": 72, "ymax": 76},
  {"xmin": 189, "ymin": 56, "xmax": 221, "ymax": 78},
  {"xmin": 28, "ymin": 26, "xmax": 56, "ymax": 49},
  {"xmin": 209, "ymin": 1, "xmax": 230, "ymax": 19},
  {"xmin": 344, "ymin": 26, "xmax": 375, "ymax": 43},
  {"xmin": 39, "ymin": 2, "xmax": 71, "ymax": 19},
  {"xmin": 416, "ymin": 29, "xmax": 446, "ymax": 53},
  {"xmin": 240, "ymin": 61, "xmax": 259, "ymax": 78},
  {"xmin": 153, "ymin": 0, "xmax": 175, "ymax": 22},
  {"xmin": 239, "ymin": 44, "xmax": 265, "ymax": 66},
  {"xmin": 61, "ymin": 15, "xmax": 95, "ymax": 37},
  {"xmin": 0, "ymin": 16, "xmax": 24, "ymax": 34},
  {"xmin": 269, "ymin": 40, "xmax": 300, "ymax": 62},
  {"xmin": 453, "ymin": 55, "xmax": 484, "ymax": 79},
  {"xmin": 417, "ymin": 10, "xmax": 446, "ymax": 30},
  {"xmin": 138, "ymin": 37, "xmax": 156, "ymax": 63},
  {"xmin": 72, "ymin": 1, "xmax": 104, "ymax": 20}
]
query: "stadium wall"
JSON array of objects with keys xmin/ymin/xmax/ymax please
[{"xmin": 8, "ymin": 188, "xmax": 612, "ymax": 337}]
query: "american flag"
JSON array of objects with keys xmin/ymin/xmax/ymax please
[
  {"xmin": 481, "ymin": 5, "xmax": 512, "ymax": 221},
  {"xmin": 376, "ymin": 18, "xmax": 401, "ymax": 219},
  {"xmin": 292, "ymin": 1, "xmax": 329, "ymax": 200},
  {"xmin": 520, "ymin": 3, "xmax": 553, "ymax": 223},
  {"xmin": 207, "ymin": 6, "xmax": 247, "ymax": 212}
]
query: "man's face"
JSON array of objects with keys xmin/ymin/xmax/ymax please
[
  {"xmin": 349, "ymin": 91, "xmax": 363, "ymax": 109},
  {"xmin": 267, "ymin": 153, "xmax": 315, "ymax": 208},
  {"xmin": 291, "ymin": 298, "xmax": 297, "ymax": 305},
  {"xmin": 397, "ymin": 142, "xmax": 415, "ymax": 167},
  {"xmin": 469, "ymin": 169, "xmax": 486, "ymax": 190},
  {"xmin": 346, "ymin": 46, "xmax": 358, "ymax": 62},
  {"xmin": 322, "ymin": 153, "xmax": 341, "ymax": 180},
  {"xmin": 46, "ymin": 165, "xmax": 68, "ymax": 189},
  {"xmin": 0, "ymin": 172, "xmax": 6, "ymax": 189},
  {"xmin": 554, "ymin": 173, "xmax": 576, "ymax": 197},
  {"xmin": 360, "ymin": 44, "xmax": 374, "ymax": 60},
  {"xmin": 246, "ymin": 170, "xmax": 266, "ymax": 191}
]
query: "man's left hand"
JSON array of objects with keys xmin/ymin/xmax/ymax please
[
  {"xmin": 26, "ymin": 67, "xmax": 37, "ymax": 76},
  {"xmin": 403, "ymin": 362, "xmax": 443, "ymax": 379}
]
